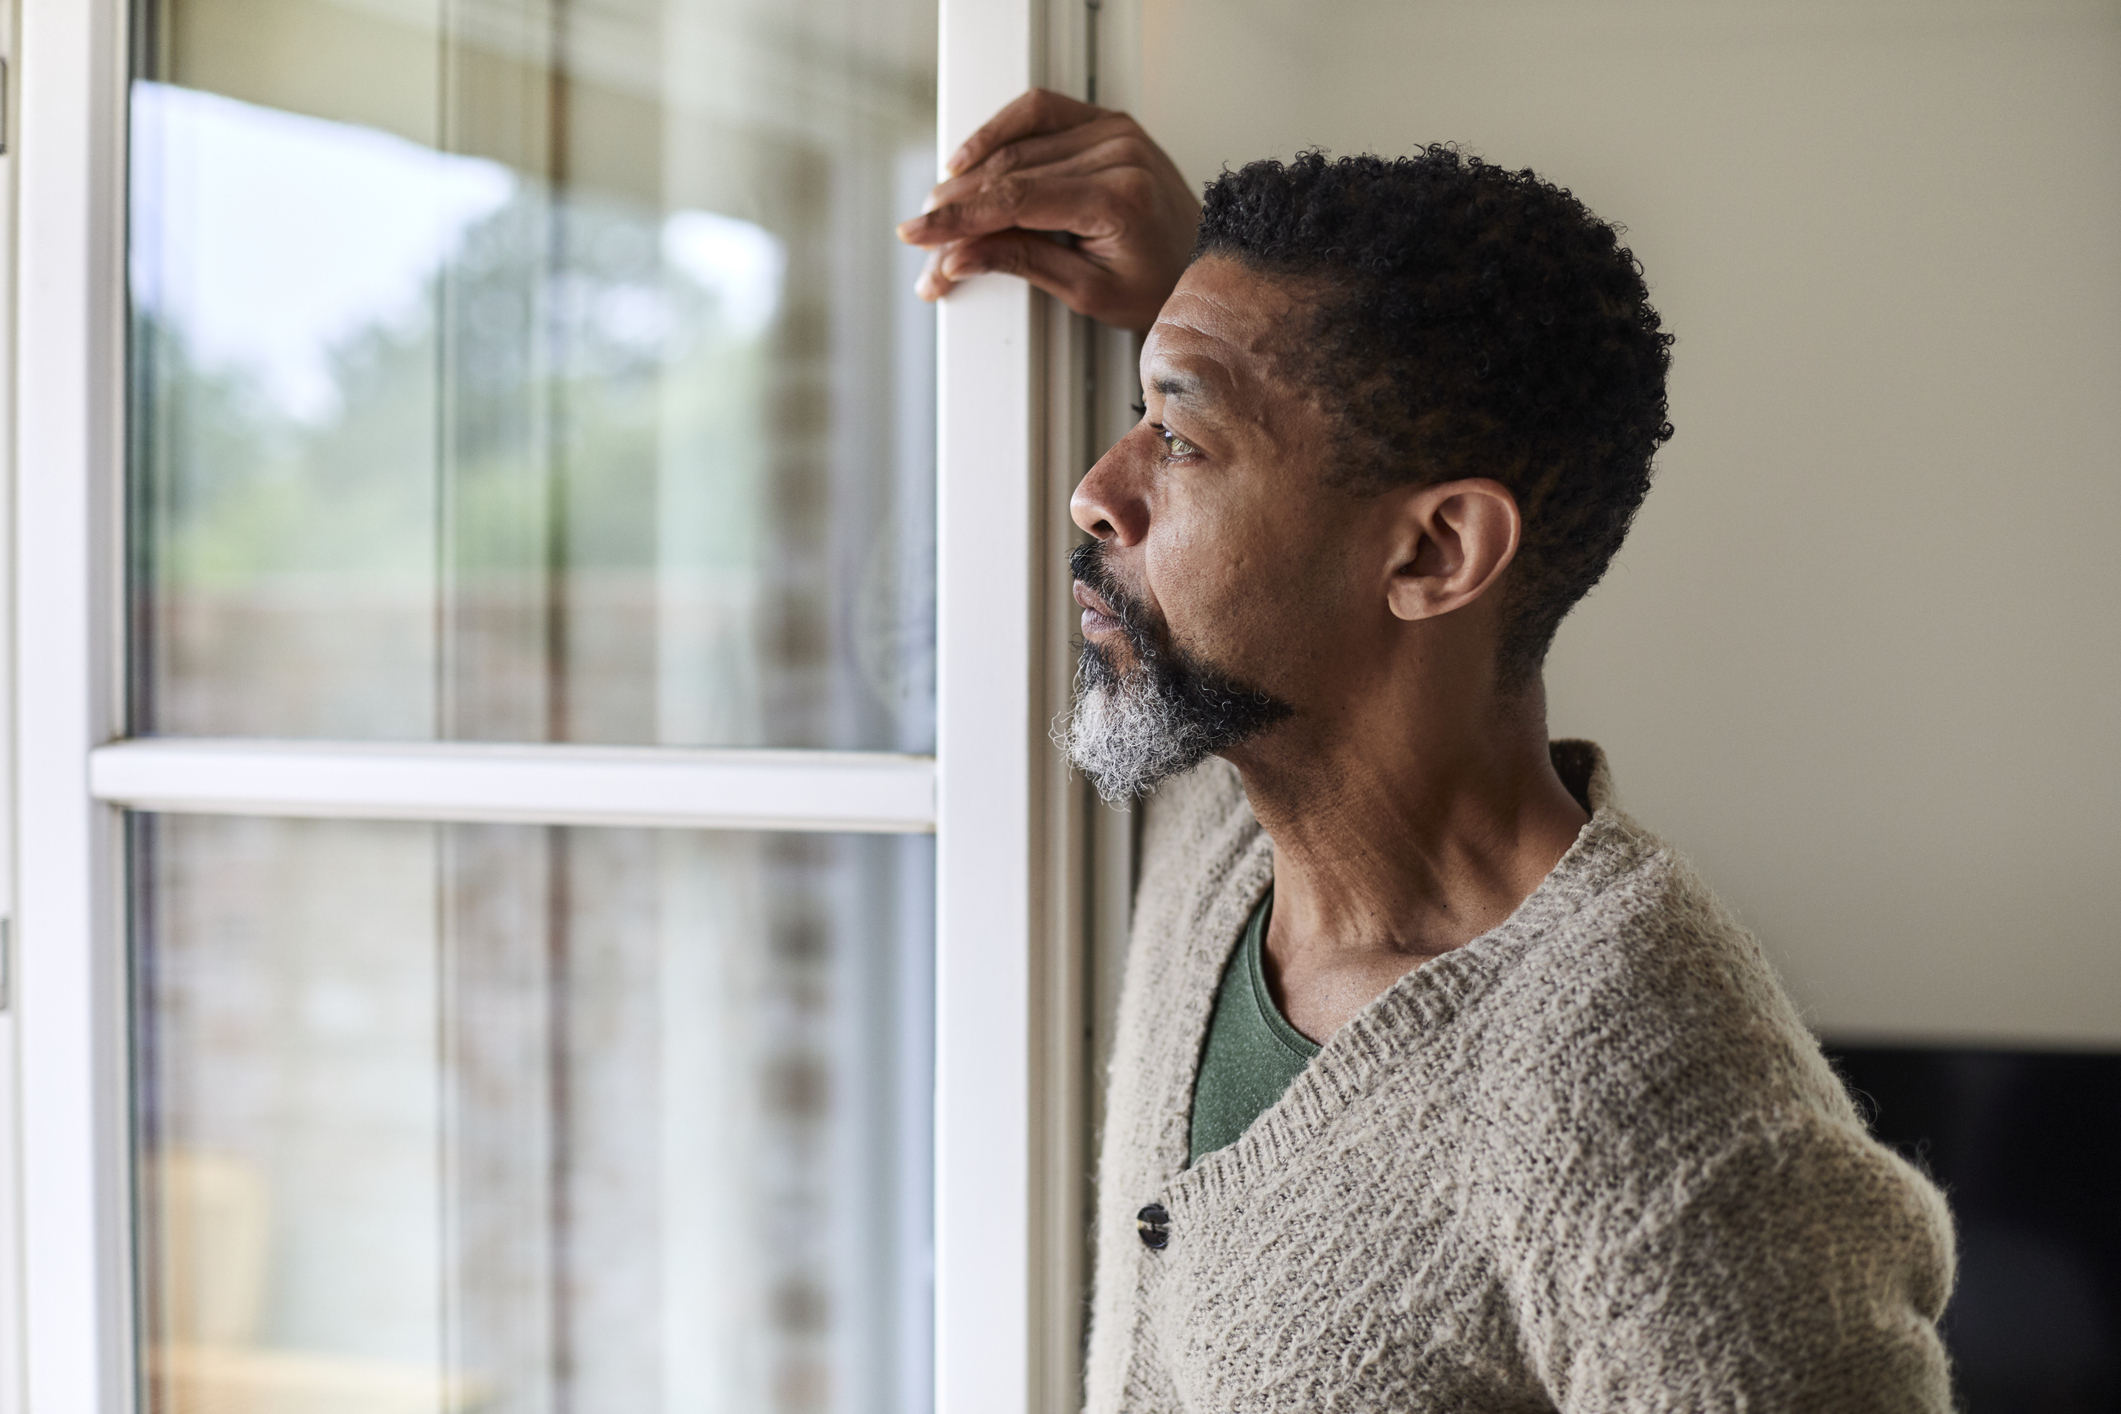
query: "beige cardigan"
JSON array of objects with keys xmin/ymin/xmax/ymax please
[{"xmin": 1085, "ymin": 744, "xmax": 1955, "ymax": 1413}]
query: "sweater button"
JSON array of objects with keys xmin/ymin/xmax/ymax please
[{"xmin": 1136, "ymin": 1202, "xmax": 1169, "ymax": 1250}]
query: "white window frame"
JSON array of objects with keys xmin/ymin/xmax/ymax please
[{"xmin": 4, "ymin": 0, "xmax": 1141, "ymax": 1410}]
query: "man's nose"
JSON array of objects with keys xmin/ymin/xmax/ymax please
[{"xmin": 1070, "ymin": 431, "xmax": 1151, "ymax": 544}]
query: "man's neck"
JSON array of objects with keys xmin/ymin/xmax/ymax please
[{"xmin": 1226, "ymin": 681, "xmax": 1590, "ymax": 1045}]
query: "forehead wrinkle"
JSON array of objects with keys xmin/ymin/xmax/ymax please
[
  {"xmin": 1145, "ymin": 270, "xmax": 1310, "ymax": 440},
  {"xmin": 1160, "ymin": 259, "xmax": 1309, "ymax": 355},
  {"xmin": 1150, "ymin": 276, "xmax": 1262, "ymax": 349},
  {"xmin": 1127, "ymin": 258, "xmax": 1338, "ymax": 490}
]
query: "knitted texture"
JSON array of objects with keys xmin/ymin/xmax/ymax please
[{"xmin": 1085, "ymin": 744, "xmax": 1956, "ymax": 1413}]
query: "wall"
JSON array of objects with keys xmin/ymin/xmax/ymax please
[{"xmin": 1138, "ymin": 0, "xmax": 2121, "ymax": 1044}]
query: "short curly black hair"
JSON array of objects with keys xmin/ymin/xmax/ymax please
[{"xmin": 1194, "ymin": 148, "xmax": 1674, "ymax": 685}]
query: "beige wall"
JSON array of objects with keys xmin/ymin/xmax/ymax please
[{"xmin": 1138, "ymin": 0, "xmax": 2121, "ymax": 1044}]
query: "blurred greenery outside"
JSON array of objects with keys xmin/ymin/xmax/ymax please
[{"xmin": 133, "ymin": 185, "xmax": 772, "ymax": 593}]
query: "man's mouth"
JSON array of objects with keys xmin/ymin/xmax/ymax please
[{"xmin": 1072, "ymin": 579, "xmax": 1126, "ymax": 637}]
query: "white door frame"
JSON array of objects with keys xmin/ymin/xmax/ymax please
[
  {"xmin": 931, "ymin": 0, "xmax": 1042, "ymax": 1395},
  {"xmin": 16, "ymin": 0, "xmax": 131, "ymax": 1407},
  {"xmin": 7, "ymin": 0, "xmax": 1132, "ymax": 1410}
]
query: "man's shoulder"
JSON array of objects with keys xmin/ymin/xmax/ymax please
[
  {"xmin": 1463, "ymin": 810, "xmax": 1859, "ymax": 1136},
  {"xmin": 1521, "ymin": 811, "xmax": 1790, "ymax": 1026}
]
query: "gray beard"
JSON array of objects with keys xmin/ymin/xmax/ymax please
[
  {"xmin": 1052, "ymin": 658, "xmax": 1221, "ymax": 803},
  {"xmin": 1051, "ymin": 637, "xmax": 1293, "ymax": 802}
]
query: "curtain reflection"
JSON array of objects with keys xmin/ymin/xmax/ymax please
[
  {"xmin": 133, "ymin": 815, "xmax": 935, "ymax": 1414},
  {"xmin": 130, "ymin": 0, "xmax": 937, "ymax": 749}
]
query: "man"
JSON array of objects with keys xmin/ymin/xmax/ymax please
[{"xmin": 899, "ymin": 91, "xmax": 1953, "ymax": 1411}]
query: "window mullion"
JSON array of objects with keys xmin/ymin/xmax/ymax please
[
  {"xmin": 932, "ymin": 6, "xmax": 1046, "ymax": 1414},
  {"xmin": 15, "ymin": 0, "xmax": 134, "ymax": 1410},
  {"xmin": 87, "ymin": 739, "xmax": 938, "ymax": 833}
]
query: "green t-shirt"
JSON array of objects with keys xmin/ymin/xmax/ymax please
[{"xmin": 1188, "ymin": 887, "xmax": 1321, "ymax": 1164}]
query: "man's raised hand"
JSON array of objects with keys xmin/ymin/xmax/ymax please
[{"xmin": 895, "ymin": 89, "xmax": 1199, "ymax": 335}]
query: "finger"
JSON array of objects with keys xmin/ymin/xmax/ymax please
[
  {"xmin": 900, "ymin": 174, "xmax": 1123, "ymax": 247},
  {"xmin": 913, "ymin": 245, "xmax": 958, "ymax": 303},
  {"xmin": 902, "ymin": 131, "xmax": 1162, "ymax": 245},
  {"xmin": 910, "ymin": 144, "xmax": 1104, "ymax": 229},
  {"xmin": 910, "ymin": 169, "xmax": 1001, "ymax": 225},
  {"xmin": 942, "ymin": 230, "xmax": 1109, "ymax": 310},
  {"xmin": 916, "ymin": 124, "xmax": 1127, "ymax": 221},
  {"xmin": 947, "ymin": 88, "xmax": 1104, "ymax": 175},
  {"xmin": 970, "ymin": 119, "xmax": 1147, "ymax": 180}
]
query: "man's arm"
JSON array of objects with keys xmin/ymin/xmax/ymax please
[
  {"xmin": 894, "ymin": 89, "xmax": 1200, "ymax": 334},
  {"xmin": 1542, "ymin": 1111, "xmax": 1957, "ymax": 1413}
]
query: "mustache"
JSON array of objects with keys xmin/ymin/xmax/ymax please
[{"xmin": 1069, "ymin": 541, "xmax": 1164, "ymax": 663}]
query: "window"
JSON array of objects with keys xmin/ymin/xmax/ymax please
[{"xmin": 10, "ymin": 1, "xmax": 1136, "ymax": 1412}]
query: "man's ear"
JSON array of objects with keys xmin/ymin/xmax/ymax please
[{"xmin": 1383, "ymin": 479, "xmax": 1522, "ymax": 622}]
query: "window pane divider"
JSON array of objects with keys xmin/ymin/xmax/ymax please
[{"xmin": 88, "ymin": 737, "xmax": 937, "ymax": 832}]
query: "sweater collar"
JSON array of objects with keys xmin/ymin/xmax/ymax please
[{"xmin": 1167, "ymin": 739, "xmax": 1654, "ymax": 1202}]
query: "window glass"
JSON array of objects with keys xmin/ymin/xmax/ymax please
[
  {"xmin": 129, "ymin": 0, "xmax": 938, "ymax": 750},
  {"xmin": 131, "ymin": 813, "xmax": 935, "ymax": 1414}
]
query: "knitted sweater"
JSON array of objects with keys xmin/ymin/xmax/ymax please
[{"xmin": 1085, "ymin": 743, "xmax": 1956, "ymax": 1413}]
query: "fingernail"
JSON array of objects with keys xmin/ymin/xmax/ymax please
[
  {"xmin": 946, "ymin": 146, "xmax": 971, "ymax": 175},
  {"xmin": 895, "ymin": 217, "xmax": 922, "ymax": 240}
]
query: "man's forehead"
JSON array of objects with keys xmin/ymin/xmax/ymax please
[
  {"xmin": 1143, "ymin": 261, "xmax": 1302, "ymax": 403},
  {"xmin": 1153, "ymin": 262, "xmax": 1297, "ymax": 347}
]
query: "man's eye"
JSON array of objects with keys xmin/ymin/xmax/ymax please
[{"xmin": 1158, "ymin": 427, "xmax": 1199, "ymax": 458}]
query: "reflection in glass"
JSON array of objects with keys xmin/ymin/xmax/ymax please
[
  {"xmin": 131, "ymin": 815, "xmax": 935, "ymax": 1414},
  {"xmin": 129, "ymin": 0, "xmax": 938, "ymax": 749}
]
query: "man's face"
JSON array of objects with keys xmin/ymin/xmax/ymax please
[{"xmin": 1057, "ymin": 255, "xmax": 1404, "ymax": 798}]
